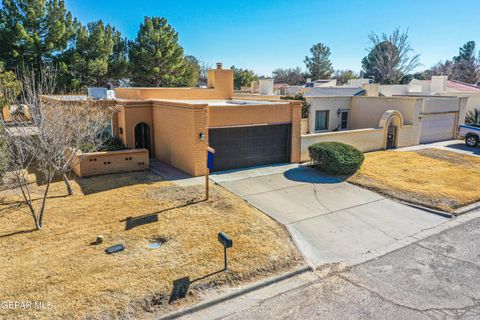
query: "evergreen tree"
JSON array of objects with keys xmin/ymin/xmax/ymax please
[
  {"xmin": 184, "ymin": 55, "xmax": 200, "ymax": 87},
  {"xmin": 451, "ymin": 41, "xmax": 479, "ymax": 84},
  {"xmin": 0, "ymin": 0, "xmax": 75, "ymax": 73},
  {"xmin": 129, "ymin": 17, "xmax": 191, "ymax": 87},
  {"xmin": 0, "ymin": 61, "xmax": 20, "ymax": 108},
  {"xmin": 59, "ymin": 20, "xmax": 127, "ymax": 90},
  {"xmin": 304, "ymin": 43, "xmax": 334, "ymax": 80},
  {"xmin": 231, "ymin": 66, "xmax": 258, "ymax": 90}
]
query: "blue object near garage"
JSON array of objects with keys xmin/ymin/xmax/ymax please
[{"xmin": 207, "ymin": 147, "xmax": 215, "ymax": 170}]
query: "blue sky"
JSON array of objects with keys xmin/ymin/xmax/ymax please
[{"xmin": 65, "ymin": 0, "xmax": 480, "ymax": 75}]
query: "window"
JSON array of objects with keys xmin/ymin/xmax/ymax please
[
  {"xmin": 339, "ymin": 110, "xmax": 349, "ymax": 130},
  {"xmin": 315, "ymin": 110, "xmax": 329, "ymax": 131}
]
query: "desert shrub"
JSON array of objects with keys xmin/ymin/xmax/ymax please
[
  {"xmin": 80, "ymin": 134, "xmax": 127, "ymax": 152},
  {"xmin": 308, "ymin": 142, "xmax": 364, "ymax": 175}
]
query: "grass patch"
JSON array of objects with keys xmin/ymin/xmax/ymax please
[
  {"xmin": 348, "ymin": 149, "xmax": 480, "ymax": 213},
  {"xmin": 0, "ymin": 171, "xmax": 301, "ymax": 319}
]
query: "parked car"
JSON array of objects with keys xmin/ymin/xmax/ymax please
[{"xmin": 458, "ymin": 124, "xmax": 480, "ymax": 147}]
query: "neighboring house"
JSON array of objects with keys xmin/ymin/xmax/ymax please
[
  {"xmin": 304, "ymin": 87, "xmax": 366, "ymax": 133},
  {"xmin": 301, "ymin": 94, "xmax": 468, "ymax": 161},
  {"xmin": 380, "ymin": 76, "xmax": 480, "ymax": 117},
  {"xmin": 305, "ymin": 79, "xmax": 338, "ymax": 88}
]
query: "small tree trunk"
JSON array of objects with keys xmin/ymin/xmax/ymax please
[
  {"xmin": 38, "ymin": 181, "xmax": 51, "ymax": 229},
  {"xmin": 33, "ymin": 215, "xmax": 42, "ymax": 230},
  {"xmin": 63, "ymin": 172, "xmax": 74, "ymax": 196}
]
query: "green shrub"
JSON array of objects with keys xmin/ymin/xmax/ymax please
[
  {"xmin": 308, "ymin": 142, "xmax": 364, "ymax": 175},
  {"xmin": 281, "ymin": 93, "xmax": 310, "ymax": 118}
]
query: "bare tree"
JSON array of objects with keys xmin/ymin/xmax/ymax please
[
  {"xmin": 1, "ymin": 66, "xmax": 115, "ymax": 229},
  {"xmin": 272, "ymin": 67, "xmax": 306, "ymax": 85},
  {"xmin": 1, "ymin": 67, "xmax": 58, "ymax": 229},
  {"xmin": 41, "ymin": 97, "xmax": 116, "ymax": 195},
  {"xmin": 199, "ymin": 61, "xmax": 212, "ymax": 85},
  {"xmin": 362, "ymin": 28, "xmax": 422, "ymax": 84}
]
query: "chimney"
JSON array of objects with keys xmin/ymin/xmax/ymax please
[
  {"xmin": 430, "ymin": 76, "xmax": 447, "ymax": 93},
  {"xmin": 216, "ymin": 62, "xmax": 223, "ymax": 70},
  {"xmin": 259, "ymin": 78, "xmax": 274, "ymax": 96}
]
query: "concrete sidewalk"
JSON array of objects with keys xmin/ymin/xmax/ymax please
[{"xmin": 211, "ymin": 164, "xmax": 448, "ymax": 266}]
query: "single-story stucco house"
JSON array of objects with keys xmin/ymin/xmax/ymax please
[
  {"xmin": 302, "ymin": 90, "xmax": 468, "ymax": 161},
  {"xmin": 111, "ymin": 65, "xmax": 302, "ymax": 176}
]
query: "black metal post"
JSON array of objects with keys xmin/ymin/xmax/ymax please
[{"xmin": 224, "ymin": 246, "xmax": 228, "ymax": 271}]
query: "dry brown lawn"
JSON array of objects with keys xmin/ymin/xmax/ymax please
[
  {"xmin": 348, "ymin": 149, "xmax": 480, "ymax": 213},
  {"xmin": 0, "ymin": 171, "xmax": 301, "ymax": 319}
]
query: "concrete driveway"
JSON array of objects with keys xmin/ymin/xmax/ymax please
[
  {"xmin": 397, "ymin": 139, "xmax": 480, "ymax": 157},
  {"xmin": 211, "ymin": 164, "xmax": 448, "ymax": 266}
]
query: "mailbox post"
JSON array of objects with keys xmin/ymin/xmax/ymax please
[
  {"xmin": 206, "ymin": 147, "xmax": 215, "ymax": 200},
  {"xmin": 218, "ymin": 232, "xmax": 233, "ymax": 271}
]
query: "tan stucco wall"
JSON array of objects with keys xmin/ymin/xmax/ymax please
[
  {"xmin": 115, "ymin": 69, "xmax": 234, "ymax": 101},
  {"xmin": 437, "ymin": 92, "xmax": 479, "ymax": 122},
  {"xmin": 300, "ymin": 118, "xmax": 309, "ymax": 135},
  {"xmin": 300, "ymin": 129, "xmax": 385, "ymax": 161},
  {"xmin": 117, "ymin": 104, "xmax": 154, "ymax": 154},
  {"xmin": 307, "ymin": 96, "xmax": 352, "ymax": 132},
  {"xmin": 208, "ymin": 103, "xmax": 292, "ymax": 127},
  {"xmin": 350, "ymin": 96, "xmax": 420, "ymax": 128},
  {"xmin": 152, "ymin": 102, "xmax": 208, "ymax": 176},
  {"xmin": 397, "ymin": 125, "xmax": 420, "ymax": 148},
  {"xmin": 72, "ymin": 149, "xmax": 149, "ymax": 178},
  {"xmin": 300, "ymin": 124, "xmax": 419, "ymax": 162}
]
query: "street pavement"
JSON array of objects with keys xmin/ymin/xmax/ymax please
[{"xmin": 222, "ymin": 213, "xmax": 480, "ymax": 320}]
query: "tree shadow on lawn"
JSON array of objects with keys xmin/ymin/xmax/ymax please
[
  {"xmin": 121, "ymin": 199, "xmax": 206, "ymax": 230},
  {"xmin": 0, "ymin": 228, "xmax": 36, "ymax": 238},
  {"xmin": 76, "ymin": 171, "xmax": 164, "ymax": 195},
  {"xmin": 283, "ymin": 165, "xmax": 351, "ymax": 184}
]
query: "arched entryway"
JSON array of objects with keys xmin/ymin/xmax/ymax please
[
  {"xmin": 386, "ymin": 118, "xmax": 398, "ymax": 149},
  {"xmin": 379, "ymin": 110, "xmax": 404, "ymax": 150},
  {"xmin": 134, "ymin": 123, "xmax": 151, "ymax": 155}
]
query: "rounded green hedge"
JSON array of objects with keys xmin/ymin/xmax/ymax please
[{"xmin": 308, "ymin": 142, "xmax": 364, "ymax": 175}]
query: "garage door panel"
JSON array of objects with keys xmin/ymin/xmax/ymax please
[
  {"xmin": 209, "ymin": 124, "xmax": 291, "ymax": 172},
  {"xmin": 420, "ymin": 114, "xmax": 456, "ymax": 144}
]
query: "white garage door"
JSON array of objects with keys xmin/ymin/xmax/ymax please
[{"xmin": 420, "ymin": 113, "xmax": 457, "ymax": 144}]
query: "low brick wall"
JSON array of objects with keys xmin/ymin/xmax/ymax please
[{"xmin": 72, "ymin": 149, "xmax": 149, "ymax": 178}]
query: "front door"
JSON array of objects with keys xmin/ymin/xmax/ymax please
[
  {"xmin": 134, "ymin": 123, "xmax": 151, "ymax": 155},
  {"xmin": 386, "ymin": 123, "xmax": 397, "ymax": 149}
]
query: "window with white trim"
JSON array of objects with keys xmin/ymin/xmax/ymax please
[{"xmin": 315, "ymin": 110, "xmax": 329, "ymax": 131}]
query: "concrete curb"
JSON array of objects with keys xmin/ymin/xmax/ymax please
[
  {"xmin": 398, "ymin": 201, "xmax": 453, "ymax": 219},
  {"xmin": 157, "ymin": 266, "xmax": 313, "ymax": 320},
  {"xmin": 454, "ymin": 201, "xmax": 480, "ymax": 215}
]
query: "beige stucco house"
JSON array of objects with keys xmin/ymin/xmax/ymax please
[
  {"xmin": 302, "ymin": 93, "xmax": 468, "ymax": 161},
  {"xmin": 380, "ymin": 76, "xmax": 480, "ymax": 116},
  {"xmin": 112, "ymin": 66, "xmax": 302, "ymax": 176}
]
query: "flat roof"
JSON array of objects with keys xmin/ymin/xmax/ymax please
[{"xmin": 150, "ymin": 99, "xmax": 289, "ymax": 106}]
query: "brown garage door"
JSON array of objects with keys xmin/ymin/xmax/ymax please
[{"xmin": 208, "ymin": 124, "xmax": 291, "ymax": 172}]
